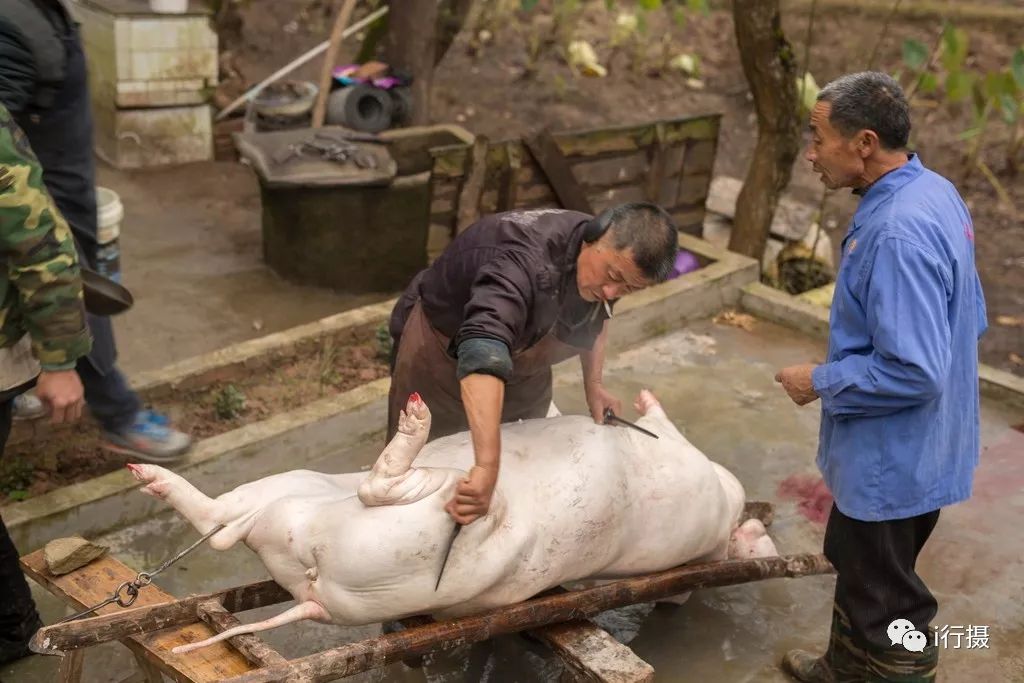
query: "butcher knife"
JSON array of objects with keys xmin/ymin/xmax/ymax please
[
  {"xmin": 603, "ymin": 407, "xmax": 659, "ymax": 439},
  {"xmin": 434, "ymin": 523, "xmax": 461, "ymax": 590}
]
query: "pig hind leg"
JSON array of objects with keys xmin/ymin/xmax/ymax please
[
  {"xmin": 171, "ymin": 600, "xmax": 331, "ymax": 654},
  {"xmin": 127, "ymin": 464, "xmax": 248, "ymax": 549},
  {"xmin": 128, "ymin": 464, "xmax": 221, "ymax": 533}
]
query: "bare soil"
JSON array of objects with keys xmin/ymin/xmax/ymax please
[
  {"xmin": 0, "ymin": 324, "xmax": 389, "ymax": 505},
  {"xmin": 222, "ymin": 0, "xmax": 1024, "ymax": 374}
]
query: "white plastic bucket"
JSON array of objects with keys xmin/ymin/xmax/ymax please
[
  {"xmin": 149, "ymin": 0, "xmax": 188, "ymax": 14},
  {"xmin": 95, "ymin": 186, "xmax": 123, "ymax": 282}
]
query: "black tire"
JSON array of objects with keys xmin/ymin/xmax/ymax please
[
  {"xmin": 325, "ymin": 84, "xmax": 394, "ymax": 133},
  {"xmin": 388, "ymin": 86, "xmax": 414, "ymax": 127}
]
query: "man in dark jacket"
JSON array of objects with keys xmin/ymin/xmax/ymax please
[
  {"xmin": 0, "ymin": 102, "xmax": 91, "ymax": 663},
  {"xmin": 388, "ymin": 203, "xmax": 678, "ymax": 525},
  {"xmin": 0, "ymin": 0, "xmax": 191, "ymax": 461}
]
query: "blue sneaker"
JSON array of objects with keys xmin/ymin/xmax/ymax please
[{"xmin": 101, "ymin": 409, "xmax": 192, "ymax": 463}]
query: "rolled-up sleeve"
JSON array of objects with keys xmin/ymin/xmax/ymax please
[
  {"xmin": 453, "ymin": 249, "xmax": 535, "ymax": 352},
  {"xmin": 812, "ymin": 236, "xmax": 952, "ymax": 419}
]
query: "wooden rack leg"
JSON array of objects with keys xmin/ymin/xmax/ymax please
[
  {"xmin": 57, "ymin": 649, "xmax": 84, "ymax": 683},
  {"xmin": 117, "ymin": 652, "xmax": 163, "ymax": 683}
]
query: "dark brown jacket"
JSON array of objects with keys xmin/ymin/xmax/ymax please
[{"xmin": 389, "ymin": 209, "xmax": 610, "ymax": 357}]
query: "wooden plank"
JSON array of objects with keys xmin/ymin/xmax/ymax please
[
  {"xmin": 662, "ymin": 116, "xmax": 721, "ymax": 145},
  {"xmin": 589, "ymin": 186, "xmax": 648, "ymax": 211},
  {"xmin": 571, "ymin": 152, "xmax": 650, "ymax": 190},
  {"xmin": 517, "ymin": 182, "xmax": 559, "ymax": 204},
  {"xmin": 400, "ymin": 610, "xmax": 654, "ymax": 683},
  {"xmin": 644, "ymin": 123, "xmax": 669, "ymax": 206},
  {"xmin": 741, "ymin": 500, "xmax": 775, "ymax": 527},
  {"xmin": 224, "ymin": 553, "xmax": 834, "ymax": 683},
  {"xmin": 553, "ymin": 124, "xmax": 656, "ymax": 158},
  {"xmin": 20, "ymin": 549, "xmax": 283, "ymax": 682},
  {"xmin": 197, "ymin": 600, "xmax": 290, "ymax": 670},
  {"xmin": 30, "ymin": 577, "xmax": 292, "ymax": 653},
  {"xmin": 58, "ymin": 649, "xmax": 84, "ymax": 683},
  {"xmin": 533, "ymin": 620, "xmax": 654, "ymax": 683},
  {"xmin": 525, "ymin": 130, "xmax": 594, "ymax": 213},
  {"xmin": 551, "ymin": 115, "xmax": 720, "ymax": 160},
  {"xmin": 455, "ymin": 135, "xmax": 489, "ymax": 233},
  {"xmin": 429, "ymin": 146, "xmax": 470, "ymax": 179},
  {"xmin": 677, "ymin": 173, "xmax": 713, "ymax": 205},
  {"xmin": 682, "ymin": 139, "xmax": 718, "ymax": 176},
  {"xmin": 128, "ymin": 652, "xmax": 164, "ymax": 683},
  {"xmin": 311, "ymin": 0, "xmax": 358, "ymax": 128},
  {"xmin": 497, "ymin": 141, "xmax": 522, "ymax": 211}
]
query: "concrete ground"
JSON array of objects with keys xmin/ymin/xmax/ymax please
[
  {"xmin": 96, "ymin": 160, "xmax": 390, "ymax": 376},
  {"xmin": 6, "ymin": 318, "xmax": 1022, "ymax": 682}
]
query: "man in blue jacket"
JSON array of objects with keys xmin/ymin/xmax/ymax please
[{"xmin": 775, "ymin": 72, "xmax": 987, "ymax": 682}]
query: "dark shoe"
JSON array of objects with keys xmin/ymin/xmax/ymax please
[
  {"xmin": 782, "ymin": 650, "xmax": 836, "ymax": 682},
  {"xmin": 0, "ymin": 610, "xmax": 42, "ymax": 665}
]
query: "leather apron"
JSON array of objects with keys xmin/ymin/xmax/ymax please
[{"xmin": 386, "ymin": 301, "xmax": 585, "ymax": 441}]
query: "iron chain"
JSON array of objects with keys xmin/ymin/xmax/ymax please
[{"xmin": 56, "ymin": 524, "xmax": 225, "ymax": 624}]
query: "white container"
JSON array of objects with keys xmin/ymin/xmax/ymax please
[
  {"xmin": 95, "ymin": 187, "xmax": 123, "ymax": 282},
  {"xmin": 149, "ymin": 0, "xmax": 189, "ymax": 14}
]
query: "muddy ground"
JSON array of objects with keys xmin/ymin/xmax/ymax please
[
  {"xmin": 0, "ymin": 325, "xmax": 389, "ymax": 504},
  {"xmin": 223, "ymin": 0, "xmax": 1023, "ymax": 375}
]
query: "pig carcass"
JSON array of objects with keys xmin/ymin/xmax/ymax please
[{"xmin": 128, "ymin": 389, "xmax": 775, "ymax": 654}]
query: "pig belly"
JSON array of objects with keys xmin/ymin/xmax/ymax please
[
  {"xmin": 246, "ymin": 488, "xmax": 466, "ymax": 626},
  {"xmin": 413, "ymin": 416, "xmax": 740, "ymax": 612}
]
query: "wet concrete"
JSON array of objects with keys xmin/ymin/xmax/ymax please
[
  {"xmin": 7, "ymin": 318, "xmax": 1022, "ymax": 682},
  {"xmin": 96, "ymin": 161, "xmax": 392, "ymax": 375}
]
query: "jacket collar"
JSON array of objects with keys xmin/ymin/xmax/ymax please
[{"xmin": 850, "ymin": 153, "xmax": 923, "ymax": 232}]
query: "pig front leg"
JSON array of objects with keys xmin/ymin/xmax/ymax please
[
  {"xmin": 633, "ymin": 389, "xmax": 680, "ymax": 439},
  {"xmin": 359, "ymin": 393, "xmax": 456, "ymax": 506}
]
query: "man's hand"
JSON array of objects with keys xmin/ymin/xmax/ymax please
[
  {"xmin": 35, "ymin": 369, "xmax": 85, "ymax": 424},
  {"xmin": 775, "ymin": 364, "xmax": 820, "ymax": 406},
  {"xmin": 445, "ymin": 465, "xmax": 498, "ymax": 525},
  {"xmin": 585, "ymin": 381, "xmax": 622, "ymax": 423}
]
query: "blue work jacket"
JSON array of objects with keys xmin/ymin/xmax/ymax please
[{"xmin": 811, "ymin": 154, "xmax": 988, "ymax": 521}]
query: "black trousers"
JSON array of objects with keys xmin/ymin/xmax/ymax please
[
  {"xmin": 824, "ymin": 503, "xmax": 940, "ymax": 650},
  {"xmin": 0, "ymin": 395, "xmax": 40, "ymax": 644}
]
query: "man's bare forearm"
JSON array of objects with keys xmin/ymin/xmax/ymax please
[
  {"xmin": 580, "ymin": 320, "xmax": 609, "ymax": 388},
  {"xmin": 460, "ymin": 373, "xmax": 504, "ymax": 471}
]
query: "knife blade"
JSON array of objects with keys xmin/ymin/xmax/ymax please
[
  {"xmin": 603, "ymin": 407, "xmax": 659, "ymax": 439},
  {"xmin": 434, "ymin": 523, "xmax": 462, "ymax": 591}
]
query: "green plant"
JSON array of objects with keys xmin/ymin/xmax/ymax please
[
  {"xmin": 214, "ymin": 384, "xmax": 246, "ymax": 420},
  {"xmin": 316, "ymin": 339, "xmax": 340, "ymax": 393},
  {"xmin": 375, "ymin": 323, "xmax": 393, "ymax": 361},
  {"xmin": 0, "ymin": 457, "xmax": 33, "ymax": 498},
  {"xmin": 898, "ymin": 25, "xmax": 1024, "ymax": 198}
]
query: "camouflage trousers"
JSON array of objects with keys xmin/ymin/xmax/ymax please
[{"xmin": 826, "ymin": 602, "xmax": 940, "ymax": 682}]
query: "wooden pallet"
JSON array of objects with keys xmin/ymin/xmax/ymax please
[{"xmin": 23, "ymin": 501, "xmax": 832, "ymax": 683}]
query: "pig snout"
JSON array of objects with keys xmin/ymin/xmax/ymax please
[{"xmin": 728, "ymin": 518, "xmax": 778, "ymax": 559}]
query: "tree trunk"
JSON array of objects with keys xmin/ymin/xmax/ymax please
[
  {"xmin": 383, "ymin": 0, "xmax": 441, "ymax": 125},
  {"xmin": 729, "ymin": 0, "xmax": 801, "ymax": 261},
  {"xmin": 357, "ymin": 0, "xmax": 473, "ymax": 68}
]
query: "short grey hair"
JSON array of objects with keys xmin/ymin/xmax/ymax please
[
  {"xmin": 816, "ymin": 71, "xmax": 911, "ymax": 150},
  {"xmin": 606, "ymin": 202, "xmax": 678, "ymax": 282}
]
